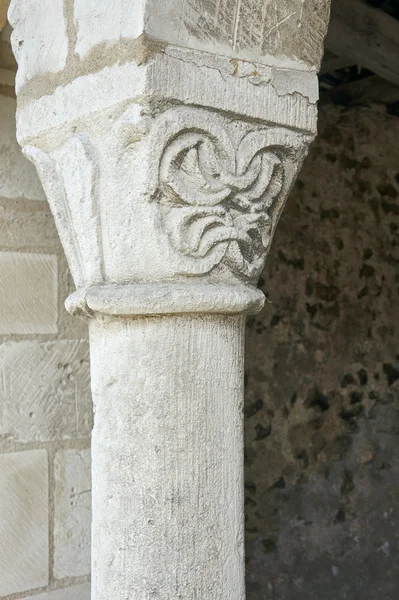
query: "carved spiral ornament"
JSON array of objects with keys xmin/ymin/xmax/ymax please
[{"xmin": 155, "ymin": 109, "xmax": 293, "ymax": 279}]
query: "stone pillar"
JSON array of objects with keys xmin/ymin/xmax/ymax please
[{"xmin": 9, "ymin": 1, "xmax": 330, "ymax": 597}]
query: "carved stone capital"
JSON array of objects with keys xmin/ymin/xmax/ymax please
[
  {"xmin": 9, "ymin": 1, "xmax": 328, "ymax": 317},
  {"xmin": 23, "ymin": 103, "xmax": 311, "ymax": 315}
]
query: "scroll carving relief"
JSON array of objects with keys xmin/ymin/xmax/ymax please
[
  {"xmin": 153, "ymin": 108, "xmax": 307, "ymax": 280},
  {"xmin": 159, "ymin": 125, "xmax": 282, "ymax": 279},
  {"xmin": 23, "ymin": 106, "xmax": 311, "ymax": 288}
]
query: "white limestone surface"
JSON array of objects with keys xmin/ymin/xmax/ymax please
[
  {"xmin": 0, "ymin": 96, "xmax": 45, "ymax": 200},
  {"xmin": 16, "ymin": 48, "xmax": 318, "ymax": 144},
  {"xmin": 0, "ymin": 450, "xmax": 49, "ymax": 596},
  {"xmin": 73, "ymin": 0, "xmax": 145, "ymax": 58},
  {"xmin": 8, "ymin": 0, "xmax": 68, "ymax": 93},
  {"xmin": 22, "ymin": 584, "xmax": 90, "ymax": 600},
  {"xmin": 89, "ymin": 314, "xmax": 246, "ymax": 599},
  {"xmin": 0, "ymin": 340, "xmax": 92, "ymax": 442},
  {"xmin": 54, "ymin": 449, "xmax": 91, "ymax": 579},
  {"xmin": 0, "ymin": 251, "xmax": 58, "ymax": 334},
  {"xmin": 20, "ymin": 99, "xmax": 312, "ymax": 290},
  {"xmin": 72, "ymin": 0, "xmax": 330, "ymax": 70}
]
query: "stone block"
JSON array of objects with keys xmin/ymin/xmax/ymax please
[
  {"xmin": 0, "ymin": 251, "xmax": 58, "ymax": 335},
  {"xmin": 72, "ymin": 0, "xmax": 329, "ymax": 69},
  {"xmin": 8, "ymin": 0, "xmax": 68, "ymax": 93},
  {"xmin": 0, "ymin": 449, "xmax": 49, "ymax": 596},
  {"xmin": 0, "ymin": 96, "xmax": 45, "ymax": 200},
  {"xmin": 0, "ymin": 197, "xmax": 59, "ymax": 251},
  {"xmin": 73, "ymin": 0, "xmax": 143, "ymax": 59},
  {"xmin": 54, "ymin": 449, "xmax": 91, "ymax": 579},
  {"xmin": 22, "ymin": 584, "xmax": 90, "ymax": 600},
  {"xmin": 0, "ymin": 340, "xmax": 92, "ymax": 442}
]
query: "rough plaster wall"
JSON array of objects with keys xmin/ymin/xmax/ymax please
[
  {"xmin": 0, "ymin": 93, "xmax": 91, "ymax": 600},
  {"xmin": 245, "ymin": 104, "xmax": 399, "ymax": 600}
]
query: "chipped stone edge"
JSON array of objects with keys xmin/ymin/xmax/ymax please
[{"xmin": 16, "ymin": 46, "xmax": 319, "ymax": 144}]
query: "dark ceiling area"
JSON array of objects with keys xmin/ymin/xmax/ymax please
[
  {"xmin": 320, "ymin": 0, "xmax": 399, "ymax": 115},
  {"xmin": 365, "ymin": 0, "xmax": 399, "ymax": 19}
]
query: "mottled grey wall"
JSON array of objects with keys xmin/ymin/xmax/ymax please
[{"xmin": 245, "ymin": 104, "xmax": 399, "ymax": 600}]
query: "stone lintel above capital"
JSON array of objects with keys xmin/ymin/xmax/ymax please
[{"xmin": 8, "ymin": 0, "xmax": 330, "ymax": 96}]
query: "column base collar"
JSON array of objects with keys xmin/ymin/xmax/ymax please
[{"xmin": 66, "ymin": 282, "xmax": 265, "ymax": 318}]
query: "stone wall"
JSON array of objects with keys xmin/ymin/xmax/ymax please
[
  {"xmin": 245, "ymin": 103, "xmax": 399, "ymax": 599},
  {"xmin": 0, "ymin": 94, "xmax": 398, "ymax": 597},
  {"xmin": 0, "ymin": 93, "xmax": 91, "ymax": 599}
]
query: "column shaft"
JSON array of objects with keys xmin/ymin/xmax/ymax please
[{"xmin": 89, "ymin": 314, "xmax": 246, "ymax": 599}]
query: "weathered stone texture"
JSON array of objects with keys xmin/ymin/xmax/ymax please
[
  {"xmin": 0, "ymin": 449, "xmax": 48, "ymax": 596},
  {"xmin": 8, "ymin": 0, "xmax": 68, "ymax": 93},
  {"xmin": 90, "ymin": 315, "xmax": 246, "ymax": 600},
  {"xmin": 54, "ymin": 449, "xmax": 91, "ymax": 579},
  {"xmin": 0, "ymin": 93, "xmax": 88, "ymax": 341},
  {"xmin": 73, "ymin": 0, "xmax": 143, "ymax": 59},
  {"xmin": 0, "ymin": 340, "xmax": 92, "ymax": 442},
  {"xmin": 0, "ymin": 96, "xmax": 45, "ymax": 199},
  {"xmin": 72, "ymin": 0, "xmax": 330, "ymax": 69},
  {"xmin": 0, "ymin": 197, "xmax": 59, "ymax": 250},
  {"xmin": 147, "ymin": 0, "xmax": 330, "ymax": 69},
  {"xmin": 22, "ymin": 584, "xmax": 90, "ymax": 600},
  {"xmin": 245, "ymin": 104, "xmax": 399, "ymax": 599},
  {"xmin": 0, "ymin": 251, "xmax": 58, "ymax": 334}
]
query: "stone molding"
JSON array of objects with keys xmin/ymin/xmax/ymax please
[
  {"xmin": 65, "ymin": 282, "xmax": 265, "ymax": 318},
  {"xmin": 15, "ymin": 47, "xmax": 319, "ymax": 141}
]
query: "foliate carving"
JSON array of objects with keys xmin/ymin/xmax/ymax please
[
  {"xmin": 24, "ymin": 136, "xmax": 103, "ymax": 288},
  {"xmin": 22, "ymin": 105, "xmax": 311, "ymax": 289},
  {"xmin": 145, "ymin": 108, "xmax": 309, "ymax": 280}
]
